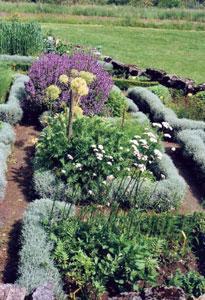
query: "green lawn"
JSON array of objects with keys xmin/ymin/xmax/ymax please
[{"xmin": 43, "ymin": 23, "xmax": 205, "ymax": 83}]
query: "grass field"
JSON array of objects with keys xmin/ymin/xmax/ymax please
[{"xmin": 43, "ymin": 23, "xmax": 205, "ymax": 83}]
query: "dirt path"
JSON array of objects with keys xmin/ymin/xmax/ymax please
[
  {"xmin": 164, "ymin": 141, "xmax": 204, "ymax": 214},
  {"xmin": 0, "ymin": 124, "xmax": 39, "ymax": 283}
]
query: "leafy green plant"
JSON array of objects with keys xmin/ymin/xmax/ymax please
[
  {"xmin": 47, "ymin": 209, "xmax": 163, "ymax": 297},
  {"xmin": 169, "ymin": 270, "xmax": 205, "ymax": 297},
  {"xmin": 104, "ymin": 90, "xmax": 128, "ymax": 117},
  {"xmin": 196, "ymin": 91, "xmax": 205, "ymax": 102},
  {"xmin": 148, "ymin": 84, "xmax": 171, "ymax": 104},
  {"xmin": 35, "ymin": 114, "xmax": 162, "ymax": 206},
  {"xmin": 0, "ymin": 63, "xmax": 14, "ymax": 104}
]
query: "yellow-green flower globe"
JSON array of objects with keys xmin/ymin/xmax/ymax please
[
  {"xmin": 71, "ymin": 77, "xmax": 89, "ymax": 96},
  {"xmin": 59, "ymin": 74, "xmax": 69, "ymax": 84},
  {"xmin": 45, "ymin": 85, "xmax": 61, "ymax": 101},
  {"xmin": 79, "ymin": 71, "xmax": 96, "ymax": 85}
]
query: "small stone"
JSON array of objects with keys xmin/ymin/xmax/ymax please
[
  {"xmin": 0, "ymin": 283, "xmax": 26, "ymax": 300},
  {"xmin": 32, "ymin": 283, "xmax": 55, "ymax": 300},
  {"xmin": 197, "ymin": 295, "xmax": 205, "ymax": 300}
]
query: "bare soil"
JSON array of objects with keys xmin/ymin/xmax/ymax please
[{"xmin": 0, "ymin": 123, "xmax": 39, "ymax": 283}]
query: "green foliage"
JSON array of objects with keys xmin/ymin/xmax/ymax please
[
  {"xmin": 168, "ymin": 95, "xmax": 205, "ymax": 121},
  {"xmin": 148, "ymin": 84, "xmax": 171, "ymax": 105},
  {"xmin": 158, "ymin": 0, "xmax": 181, "ymax": 7},
  {"xmin": 35, "ymin": 113, "xmax": 162, "ymax": 205},
  {"xmin": 169, "ymin": 270, "xmax": 205, "ymax": 297},
  {"xmin": 113, "ymin": 78, "xmax": 158, "ymax": 90},
  {"xmin": 0, "ymin": 20, "xmax": 43, "ymax": 55},
  {"xmin": 48, "ymin": 210, "xmax": 163, "ymax": 297},
  {"xmin": 196, "ymin": 91, "xmax": 205, "ymax": 101},
  {"xmin": 0, "ymin": 63, "xmax": 14, "ymax": 104},
  {"xmin": 104, "ymin": 89, "xmax": 127, "ymax": 117}
]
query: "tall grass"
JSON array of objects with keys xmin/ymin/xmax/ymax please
[
  {"xmin": 0, "ymin": 63, "xmax": 14, "ymax": 104},
  {"xmin": 1, "ymin": 2, "xmax": 205, "ymax": 22},
  {"xmin": 0, "ymin": 21, "xmax": 43, "ymax": 55}
]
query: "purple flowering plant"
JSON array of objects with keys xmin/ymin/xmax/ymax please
[{"xmin": 24, "ymin": 52, "xmax": 113, "ymax": 116}]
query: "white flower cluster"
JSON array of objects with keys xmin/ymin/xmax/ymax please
[
  {"xmin": 91, "ymin": 144, "xmax": 113, "ymax": 166},
  {"xmin": 152, "ymin": 122, "xmax": 173, "ymax": 140}
]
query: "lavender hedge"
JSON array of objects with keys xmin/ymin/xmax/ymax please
[{"xmin": 24, "ymin": 52, "xmax": 113, "ymax": 116}]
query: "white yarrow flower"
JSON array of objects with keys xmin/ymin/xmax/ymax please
[{"xmin": 67, "ymin": 154, "xmax": 74, "ymax": 160}]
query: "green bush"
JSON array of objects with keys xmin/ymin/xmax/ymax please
[
  {"xmin": 104, "ymin": 89, "xmax": 128, "ymax": 117},
  {"xmin": 158, "ymin": 0, "xmax": 181, "ymax": 7},
  {"xmin": 169, "ymin": 270, "xmax": 205, "ymax": 297},
  {"xmin": 148, "ymin": 84, "xmax": 171, "ymax": 105},
  {"xmin": 196, "ymin": 91, "xmax": 205, "ymax": 102},
  {"xmin": 48, "ymin": 210, "xmax": 163, "ymax": 297},
  {"xmin": 0, "ymin": 21, "xmax": 43, "ymax": 55},
  {"xmin": 35, "ymin": 114, "xmax": 162, "ymax": 206},
  {"xmin": 0, "ymin": 64, "xmax": 14, "ymax": 104}
]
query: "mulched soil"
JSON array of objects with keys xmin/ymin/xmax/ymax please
[{"xmin": 0, "ymin": 123, "xmax": 39, "ymax": 283}]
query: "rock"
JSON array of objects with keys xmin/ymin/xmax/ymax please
[
  {"xmin": 108, "ymin": 292, "xmax": 142, "ymax": 300},
  {"xmin": 197, "ymin": 294, "xmax": 205, "ymax": 300},
  {"xmin": 0, "ymin": 283, "xmax": 26, "ymax": 300},
  {"xmin": 143, "ymin": 286, "xmax": 186, "ymax": 300},
  {"xmin": 145, "ymin": 68, "xmax": 167, "ymax": 82},
  {"xmin": 31, "ymin": 283, "xmax": 55, "ymax": 300}
]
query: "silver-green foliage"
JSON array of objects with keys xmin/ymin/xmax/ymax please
[
  {"xmin": 177, "ymin": 129, "xmax": 205, "ymax": 190},
  {"xmin": 0, "ymin": 21, "xmax": 43, "ymax": 55},
  {"xmin": 16, "ymin": 198, "xmax": 75, "ymax": 298},
  {"xmin": 0, "ymin": 122, "xmax": 15, "ymax": 199},
  {"xmin": 0, "ymin": 54, "xmax": 35, "ymax": 64},
  {"xmin": 128, "ymin": 87, "xmax": 205, "ymax": 133},
  {"xmin": 0, "ymin": 74, "xmax": 29, "ymax": 124}
]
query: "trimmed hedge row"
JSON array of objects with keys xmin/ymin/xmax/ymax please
[
  {"xmin": 177, "ymin": 129, "xmax": 205, "ymax": 193},
  {"xmin": 128, "ymin": 87, "xmax": 205, "ymax": 134},
  {"xmin": 0, "ymin": 122, "xmax": 15, "ymax": 200},
  {"xmin": 0, "ymin": 55, "xmax": 34, "ymax": 64},
  {"xmin": 0, "ymin": 74, "xmax": 29, "ymax": 124},
  {"xmin": 16, "ymin": 198, "xmax": 75, "ymax": 298}
]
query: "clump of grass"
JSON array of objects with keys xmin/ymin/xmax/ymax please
[{"xmin": 0, "ymin": 63, "xmax": 14, "ymax": 104}]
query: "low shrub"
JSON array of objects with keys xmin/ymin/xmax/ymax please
[
  {"xmin": 47, "ymin": 209, "xmax": 163, "ymax": 297},
  {"xmin": 166, "ymin": 94, "xmax": 205, "ymax": 122},
  {"xmin": 0, "ymin": 21, "xmax": 43, "ymax": 55},
  {"xmin": 103, "ymin": 87, "xmax": 127, "ymax": 117},
  {"xmin": 35, "ymin": 114, "xmax": 163, "ymax": 206},
  {"xmin": 177, "ymin": 129, "xmax": 205, "ymax": 193},
  {"xmin": 196, "ymin": 91, "xmax": 205, "ymax": 102},
  {"xmin": 169, "ymin": 270, "xmax": 205, "ymax": 297},
  {"xmin": 16, "ymin": 198, "xmax": 75, "ymax": 298},
  {"xmin": 24, "ymin": 52, "xmax": 113, "ymax": 116},
  {"xmin": 0, "ymin": 63, "xmax": 14, "ymax": 104},
  {"xmin": 0, "ymin": 122, "xmax": 15, "ymax": 199},
  {"xmin": 148, "ymin": 84, "xmax": 171, "ymax": 104},
  {"xmin": 0, "ymin": 74, "xmax": 29, "ymax": 124},
  {"xmin": 0, "ymin": 54, "xmax": 34, "ymax": 64}
]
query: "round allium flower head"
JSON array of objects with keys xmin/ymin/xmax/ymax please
[
  {"xmin": 71, "ymin": 77, "xmax": 89, "ymax": 96},
  {"xmin": 46, "ymin": 85, "xmax": 61, "ymax": 101},
  {"xmin": 59, "ymin": 74, "xmax": 69, "ymax": 84},
  {"xmin": 79, "ymin": 71, "xmax": 96, "ymax": 85}
]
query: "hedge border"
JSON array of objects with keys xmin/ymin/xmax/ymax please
[
  {"xmin": 16, "ymin": 198, "xmax": 75, "ymax": 298},
  {"xmin": 177, "ymin": 129, "xmax": 205, "ymax": 194},
  {"xmin": 0, "ymin": 122, "xmax": 15, "ymax": 200},
  {"xmin": 128, "ymin": 87, "xmax": 205, "ymax": 134},
  {"xmin": 0, "ymin": 54, "xmax": 35, "ymax": 64},
  {"xmin": 0, "ymin": 74, "xmax": 29, "ymax": 124}
]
